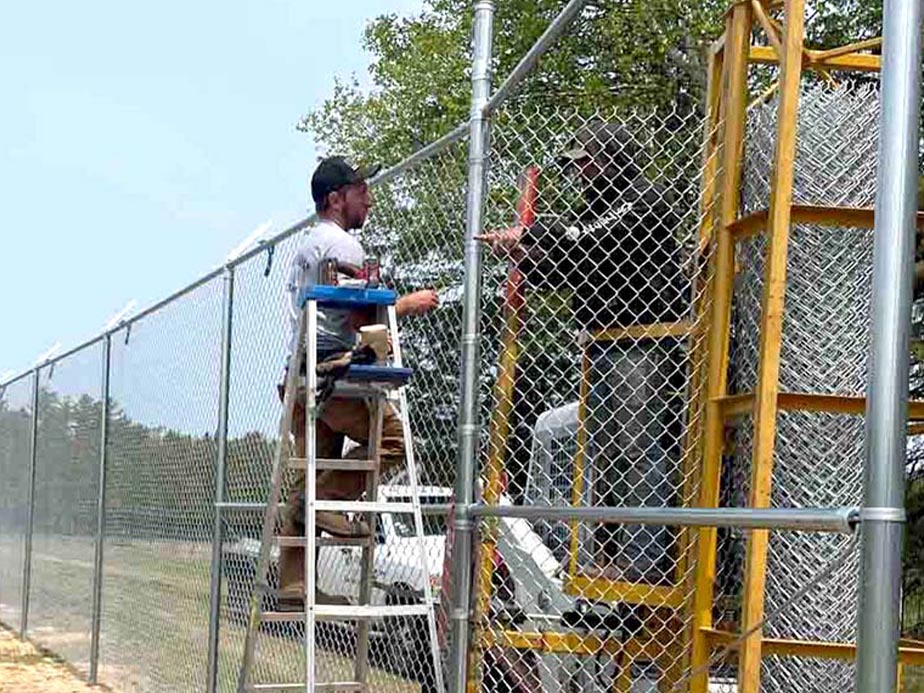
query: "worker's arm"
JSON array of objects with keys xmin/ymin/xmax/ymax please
[
  {"xmin": 477, "ymin": 220, "xmax": 582, "ymax": 289},
  {"xmin": 396, "ymin": 289, "xmax": 440, "ymax": 317}
]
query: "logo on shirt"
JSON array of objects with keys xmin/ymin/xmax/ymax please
[{"xmin": 564, "ymin": 201, "xmax": 635, "ymax": 241}]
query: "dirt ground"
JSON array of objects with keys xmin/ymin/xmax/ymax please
[{"xmin": 0, "ymin": 627, "xmax": 100, "ymax": 693}]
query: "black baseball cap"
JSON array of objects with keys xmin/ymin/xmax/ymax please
[
  {"xmin": 311, "ymin": 156, "xmax": 381, "ymax": 207},
  {"xmin": 557, "ymin": 122, "xmax": 637, "ymax": 165}
]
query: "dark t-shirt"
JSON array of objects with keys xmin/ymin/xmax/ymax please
[{"xmin": 517, "ymin": 176, "xmax": 687, "ymax": 331}]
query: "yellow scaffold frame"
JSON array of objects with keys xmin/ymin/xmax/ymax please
[
  {"xmin": 469, "ymin": 2, "xmax": 924, "ymax": 691},
  {"xmin": 692, "ymin": 3, "xmax": 924, "ymax": 693}
]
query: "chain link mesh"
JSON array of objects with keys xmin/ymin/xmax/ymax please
[
  {"xmin": 712, "ymin": 80, "xmax": 880, "ymax": 693},
  {"xmin": 0, "ymin": 372, "xmax": 35, "ymax": 632},
  {"xmin": 217, "ymin": 136, "xmax": 468, "ymax": 691},
  {"xmin": 465, "ymin": 94, "xmax": 720, "ymax": 691},
  {"xmin": 702, "ymin": 526, "xmax": 861, "ymax": 693},
  {"xmin": 0, "ymin": 8, "xmax": 908, "ymax": 693},
  {"xmin": 99, "ymin": 277, "xmax": 223, "ymax": 691},
  {"xmin": 26, "ymin": 344, "xmax": 104, "ymax": 675}
]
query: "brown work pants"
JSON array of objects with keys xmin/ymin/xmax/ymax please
[{"xmin": 278, "ymin": 394, "xmax": 405, "ymax": 594}]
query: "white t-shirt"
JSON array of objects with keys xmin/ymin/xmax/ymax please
[{"xmin": 285, "ymin": 219, "xmax": 365, "ymax": 355}]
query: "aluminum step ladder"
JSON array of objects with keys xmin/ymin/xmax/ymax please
[{"xmin": 237, "ymin": 284, "xmax": 444, "ymax": 692}]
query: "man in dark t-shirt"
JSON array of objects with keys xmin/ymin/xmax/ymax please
[{"xmin": 479, "ymin": 121, "xmax": 688, "ymax": 584}]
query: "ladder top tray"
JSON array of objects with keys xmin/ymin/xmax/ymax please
[
  {"xmin": 343, "ymin": 364, "xmax": 413, "ymax": 385},
  {"xmin": 299, "ymin": 286, "xmax": 397, "ymax": 309}
]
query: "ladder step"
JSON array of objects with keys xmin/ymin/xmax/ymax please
[
  {"xmin": 249, "ymin": 684, "xmax": 367, "ymax": 692},
  {"xmin": 316, "ymin": 603, "xmax": 431, "ymax": 618},
  {"xmin": 288, "ymin": 458, "xmax": 377, "ymax": 472},
  {"xmin": 343, "ymin": 364, "xmax": 413, "ymax": 385},
  {"xmin": 261, "ymin": 603, "xmax": 430, "ymax": 622},
  {"xmin": 275, "ymin": 535, "xmax": 373, "ymax": 548},
  {"xmin": 314, "ymin": 500, "xmax": 415, "ymax": 514},
  {"xmin": 275, "ymin": 536, "xmax": 306, "ymax": 548}
]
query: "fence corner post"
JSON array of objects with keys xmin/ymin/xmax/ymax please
[{"xmin": 855, "ymin": 0, "xmax": 923, "ymax": 690}]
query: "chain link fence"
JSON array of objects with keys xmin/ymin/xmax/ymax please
[
  {"xmin": 98, "ymin": 277, "xmax": 223, "ymax": 691},
  {"xmin": 466, "ymin": 93, "xmax": 719, "ymax": 691},
  {"xmin": 0, "ymin": 2, "xmax": 914, "ymax": 693},
  {"xmin": 29, "ymin": 345, "xmax": 103, "ymax": 675},
  {"xmin": 218, "ymin": 135, "xmax": 469, "ymax": 692}
]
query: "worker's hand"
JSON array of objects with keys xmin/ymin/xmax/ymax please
[
  {"xmin": 397, "ymin": 289, "xmax": 439, "ymax": 317},
  {"xmin": 475, "ymin": 226, "xmax": 526, "ymax": 259}
]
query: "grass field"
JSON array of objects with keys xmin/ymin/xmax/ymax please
[
  {"xmin": 1, "ymin": 535, "xmax": 420, "ymax": 692},
  {"xmin": 4, "ymin": 534, "xmax": 922, "ymax": 692}
]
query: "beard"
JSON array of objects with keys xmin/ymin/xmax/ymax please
[{"xmin": 346, "ymin": 211, "xmax": 367, "ymax": 231}]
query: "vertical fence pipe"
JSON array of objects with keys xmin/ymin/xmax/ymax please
[
  {"xmin": 19, "ymin": 368, "xmax": 39, "ymax": 637},
  {"xmin": 207, "ymin": 266, "xmax": 235, "ymax": 693},
  {"xmin": 89, "ymin": 335, "xmax": 111, "ymax": 683},
  {"xmin": 448, "ymin": 2, "xmax": 494, "ymax": 691},
  {"xmin": 855, "ymin": 0, "xmax": 923, "ymax": 689}
]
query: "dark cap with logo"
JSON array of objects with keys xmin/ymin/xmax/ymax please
[
  {"xmin": 311, "ymin": 156, "xmax": 382, "ymax": 207},
  {"xmin": 556, "ymin": 121, "xmax": 645, "ymax": 184}
]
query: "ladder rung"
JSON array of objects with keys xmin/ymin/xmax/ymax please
[
  {"xmin": 275, "ymin": 536, "xmax": 305, "ymax": 547},
  {"xmin": 316, "ymin": 603, "xmax": 431, "ymax": 618},
  {"xmin": 275, "ymin": 535, "xmax": 373, "ymax": 548},
  {"xmin": 317, "ymin": 535, "xmax": 373, "ymax": 547},
  {"xmin": 261, "ymin": 603, "xmax": 430, "ymax": 622},
  {"xmin": 331, "ymin": 382, "xmax": 396, "ymax": 397},
  {"xmin": 288, "ymin": 458, "xmax": 378, "ymax": 472},
  {"xmin": 314, "ymin": 500, "xmax": 415, "ymax": 514}
]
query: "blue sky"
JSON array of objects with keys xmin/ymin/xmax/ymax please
[{"xmin": 0, "ymin": 0, "xmax": 424, "ymax": 382}]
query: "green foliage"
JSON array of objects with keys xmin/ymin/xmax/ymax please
[
  {"xmin": 299, "ymin": 0, "xmax": 727, "ymax": 166},
  {"xmin": 0, "ymin": 389, "xmax": 277, "ymax": 539},
  {"xmin": 804, "ymin": 0, "xmax": 881, "ymax": 47}
]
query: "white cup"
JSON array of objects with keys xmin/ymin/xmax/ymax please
[{"xmin": 359, "ymin": 324, "xmax": 389, "ymax": 363}]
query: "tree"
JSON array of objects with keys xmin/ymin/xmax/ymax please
[
  {"xmin": 300, "ymin": 0, "xmax": 729, "ymax": 167},
  {"xmin": 300, "ymin": 1, "xmax": 887, "ymax": 168}
]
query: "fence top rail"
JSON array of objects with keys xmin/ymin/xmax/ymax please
[
  {"xmin": 482, "ymin": 0, "xmax": 590, "ymax": 115},
  {"xmin": 0, "ymin": 366, "xmax": 38, "ymax": 392}
]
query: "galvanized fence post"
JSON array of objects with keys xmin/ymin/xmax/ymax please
[
  {"xmin": 207, "ymin": 266, "xmax": 235, "ymax": 693},
  {"xmin": 20, "ymin": 367, "xmax": 39, "ymax": 637},
  {"xmin": 89, "ymin": 334, "xmax": 111, "ymax": 683},
  {"xmin": 448, "ymin": 2, "xmax": 494, "ymax": 691},
  {"xmin": 855, "ymin": 0, "xmax": 923, "ymax": 689}
]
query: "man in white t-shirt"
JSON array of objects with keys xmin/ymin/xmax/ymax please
[{"xmin": 278, "ymin": 156, "xmax": 439, "ymax": 609}]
